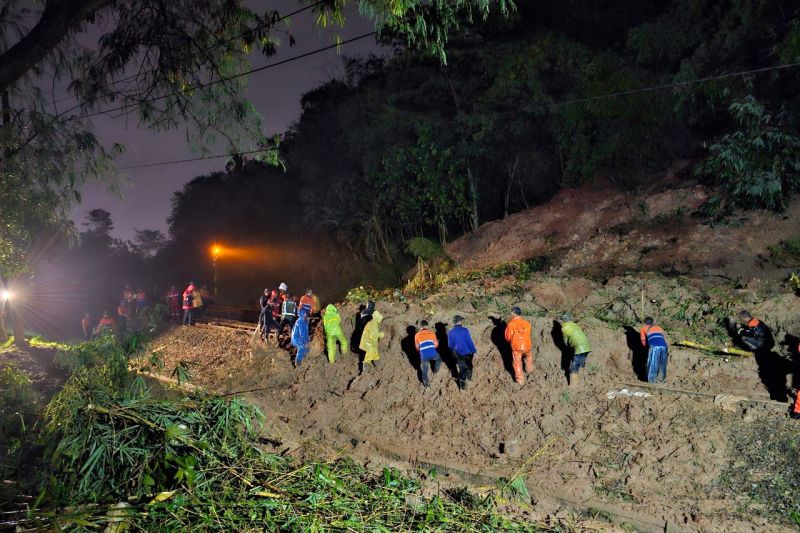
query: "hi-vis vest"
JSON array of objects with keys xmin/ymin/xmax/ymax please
[
  {"xmin": 641, "ymin": 325, "xmax": 668, "ymax": 348},
  {"xmin": 281, "ymin": 299, "xmax": 297, "ymax": 319},
  {"xmin": 415, "ymin": 329, "xmax": 438, "ymax": 360}
]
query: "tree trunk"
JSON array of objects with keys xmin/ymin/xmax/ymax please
[
  {"xmin": 0, "ymin": 0, "xmax": 111, "ymax": 94},
  {"xmin": 11, "ymin": 305, "xmax": 26, "ymax": 347},
  {"xmin": 443, "ymin": 68, "xmax": 479, "ymax": 232},
  {"xmin": 504, "ymin": 152, "xmax": 519, "ymax": 218}
]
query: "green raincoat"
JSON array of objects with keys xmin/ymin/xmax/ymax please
[
  {"xmin": 322, "ymin": 304, "xmax": 348, "ymax": 363},
  {"xmin": 561, "ymin": 321, "xmax": 592, "ymax": 354}
]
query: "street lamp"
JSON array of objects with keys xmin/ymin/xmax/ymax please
[{"xmin": 211, "ymin": 245, "xmax": 221, "ymax": 298}]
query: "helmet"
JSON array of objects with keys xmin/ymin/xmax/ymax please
[{"xmin": 279, "ymin": 282, "xmax": 288, "ymax": 291}]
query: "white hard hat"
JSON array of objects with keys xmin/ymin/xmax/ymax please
[{"xmin": 278, "ymin": 282, "xmax": 288, "ymax": 291}]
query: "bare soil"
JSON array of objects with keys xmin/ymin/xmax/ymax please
[
  {"xmin": 445, "ymin": 180, "xmax": 800, "ymax": 282},
  {"xmin": 148, "ymin": 272, "xmax": 800, "ymax": 532}
]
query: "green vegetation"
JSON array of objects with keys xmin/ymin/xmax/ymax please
[
  {"xmin": 718, "ymin": 418, "xmax": 800, "ymax": 525},
  {"xmin": 2, "ymin": 326, "xmax": 548, "ymax": 531},
  {"xmin": 697, "ymin": 97, "xmax": 800, "ymax": 215},
  {"xmin": 0, "ymin": 364, "xmax": 37, "ymax": 478},
  {"xmin": 768, "ymin": 237, "xmax": 800, "ymax": 266}
]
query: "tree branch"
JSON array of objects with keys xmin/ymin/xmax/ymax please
[{"xmin": 0, "ymin": 0, "xmax": 110, "ymax": 93}]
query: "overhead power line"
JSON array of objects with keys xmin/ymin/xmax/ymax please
[
  {"xmin": 113, "ymin": 60, "xmax": 800, "ymax": 172},
  {"xmin": 12, "ymin": 29, "xmax": 378, "ymax": 155},
  {"xmin": 78, "ymin": 31, "xmax": 378, "ymax": 121},
  {"xmin": 117, "ymin": 148, "xmax": 272, "ymax": 170},
  {"xmin": 50, "ymin": 1, "xmax": 326, "ymax": 107},
  {"xmin": 497, "ymin": 62, "xmax": 800, "ymax": 115}
]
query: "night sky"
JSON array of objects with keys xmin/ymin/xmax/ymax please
[{"xmin": 69, "ymin": 1, "xmax": 386, "ymax": 241}]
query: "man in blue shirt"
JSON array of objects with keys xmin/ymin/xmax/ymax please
[{"xmin": 447, "ymin": 315, "xmax": 477, "ymax": 390}]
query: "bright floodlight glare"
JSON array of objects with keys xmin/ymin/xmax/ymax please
[{"xmin": 1, "ymin": 290, "xmax": 11, "ymax": 301}]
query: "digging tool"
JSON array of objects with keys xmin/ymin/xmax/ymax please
[{"xmin": 676, "ymin": 340, "xmax": 753, "ymax": 357}]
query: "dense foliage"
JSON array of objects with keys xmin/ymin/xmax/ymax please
[
  {"xmin": 0, "ymin": 0, "xmax": 507, "ymax": 284},
  {"xmin": 0, "ymin": 329, "xmax": 542, "ymax": 531}
]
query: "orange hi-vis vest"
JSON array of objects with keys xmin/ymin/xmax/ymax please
[{"xmin": 414, "ymin": 328, "xmax": 439, "ymax": 360}]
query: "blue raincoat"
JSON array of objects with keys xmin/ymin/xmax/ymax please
[{"xmin": 291, "ymin": 308, "xmax": 310, "ymax": 366}]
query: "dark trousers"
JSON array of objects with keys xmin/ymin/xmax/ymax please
[
  {"xmin": 420, "ymin": 356, "xmax": 442, "ymax": 387},
  {"xmin": 183, "ymin": 308, "xmax": 194, "ymax": 325},
  {"xmin": 456, "ymin": 354, "xmax": 474, "ymax": 389},
  {"xmin": 259, "ymin": 310, "xmax": 277, "ymax": 337}
]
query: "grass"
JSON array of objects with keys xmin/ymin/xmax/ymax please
[
  {"xmin": 767, "ymin": 237, "xmax": 800, "ymax": 266},
  {"xmin": 2, "ymin": 331, "xmax": 559, "ymax": 532}
]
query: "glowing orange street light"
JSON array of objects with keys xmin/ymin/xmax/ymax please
[{"xmin": 211, "ymin": 244, "xmax": 222, "ymax": 298}]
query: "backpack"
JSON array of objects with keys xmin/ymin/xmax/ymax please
[
  {"xmin": 281, "ymin": 299, "xmax": 297, "ymax": 320},
  {"xmin": 184, "ymin": 293, "xmax": 193, "ymax": 307}
]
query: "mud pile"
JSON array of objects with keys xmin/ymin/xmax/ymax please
[
  {"xmin": 446, "ymin": 181, "xmax": 800, "ymax": 281},
  {"xmin": 150, "ymin": 273, "xmax": 800, "ymax": 532}
]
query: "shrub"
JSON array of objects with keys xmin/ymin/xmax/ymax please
[{"xmin": 697, "ymin": 96, "xmax": 800, "ymax": 213}]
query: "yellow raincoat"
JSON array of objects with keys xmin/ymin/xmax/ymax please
[
  {"xmin": 359, "ymin": 311, "xmax": 384, "ymax": 363},
  {"xmin": 322, "ymin": 304, "xmax": 348, "ymax": 362}
]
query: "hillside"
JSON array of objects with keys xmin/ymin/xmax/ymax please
[
  {"xmin": 144, "ymin": 182, "xmax": 800, "ymax": 532},
  {"xmin": 446, "ymin": 179, "xmax": 800, "ymax": 281}
]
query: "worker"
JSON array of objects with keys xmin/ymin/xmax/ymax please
[
  {"xmin": 359, "ymin": 310, "xmax": 384, "ymax": 373},
  {"xmin": 505, "ymin": 307, "xmax": 533, "ymax": 385},
  {"xmin": 258, "ymin": 288, "xmax": 271, "ymax": 338},
  {"xmin": 192, "ymin": 284, "xmax": 203, "ymax": 319},
  {"xmin": 448, "ymin": 315, "xmax": 477, "ymax": 390},
  {"xmin": 97, "ymin": 311, "xmax": 116, "ymax": 335},
  {"xmin": 167, "ymin": 286, "xmax": 181, "ymax": 320},
  {"xmin": 81, "ymin": 312, "xmax": 91, "ymax": 340},
  {"xmin": 561, "ymin": 312, "xmax": 592, "ymax": 385},
  {"xmin": 200, "ymin": 285, "xmax": 213, "ymax": 306},
  {"xmin": 135, "ymin": 288, "xmax": 147, "ymax": 314},
  {"xmin": 182, "ymin": 283, "xmax": 196, "ymax": 325},
  {"xmin": 268, "ymin": 289, "xmax": 281, "ymax": 327},
  {"xmin": 415, "ymin": 320, "xmax": 441, "ymax": 388},
  {"xmin": 280, "ymin": 294, "xmax": 298, "ymax": 333},
  {"xmin": 116, "ymin": 299, "xmax": 128, "ymax": 332},
  {"xmin": 640, "ymin": 317, "xmax": 668, "ymax": 383},
  {"xmin": 278, "ymin": 282, "xmax": 289, "ymax": 301},
  {"xmin": 123, "ymin": 285, "xmax": 134, "ymax": 316},
  {"xmin": 299, "ymin": 289, "xmax": 315, "ymax": 315},
  {"xmin": 291, "ymin": 308, "xmax": 310, "ymax": 368},
  {"xmin": 322, "ymin": 304, "xmax": 348, "ymax": 363},
  {"xmin": 733, "ymin": 310, "xmax": 772, "ymax": 352},
  {"xmin": 117, "ymin": 299, "xmax": 128, "ymax": 319}
]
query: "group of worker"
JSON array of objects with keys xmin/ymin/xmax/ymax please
[
  {"xmin": 292, "ymin": 298, "xmax": 800, "ymax": 418},
  {"xmin": 257, "ymin": 283, "xmax": 319, "ymax": 341},
  {"xmin": 177, "ymin": 282, "xmax": 212, "ymax": 325}
]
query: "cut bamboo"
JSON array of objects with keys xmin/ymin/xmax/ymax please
[{"xmin": 676, "ymin": 340, "xmax": 753, "ymax": 357}]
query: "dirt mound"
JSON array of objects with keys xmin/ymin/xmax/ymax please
[
  {"xmin": 149, "ymin": 273, "xmax": 800, "ymax": 532},
  {"xmin": 446, "ymin": 181, "xmax": 800, "ymax": 281}
]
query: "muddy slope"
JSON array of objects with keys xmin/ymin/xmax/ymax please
[
  {"xmin": 149, "ymin": 274, "xmax": 799, "ymax": 532},
  {"xmin": 446, "ymin": 182, "xmax": 800, "ymax": 281}
]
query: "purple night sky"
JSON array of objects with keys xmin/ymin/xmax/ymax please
[{"xmin": 70, "ymin": 1, "xmax": 386, "ymax": 241}]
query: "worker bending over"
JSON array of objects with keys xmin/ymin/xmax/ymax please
[
  {"xmin": 640, "ymin": 317, "xmax": 668, "ymax": 384},
  {"xmin": 415, "ymin": 320, "xmax": 441, "ymax": 388},
  {"xmin": 505, "ymin": 307, "xmax": 532, "ymax": 385},
  {"xmin": 359, "ymin": 310, "xmax": 384, "ymax": 373},
  {"xmin": 299, "ymin": 289, "xmax": 316, "ymax": 316},
  {"xmin": 448, "ymin": 315, "xmax": 477, "ymax": 390},
  {"xmin": 561, "ymin": 312, "xmax": 592, "ymax": 386},
  {"xmin": 734, "ymin": 310, "xmax": 772, "ymax": 352}
]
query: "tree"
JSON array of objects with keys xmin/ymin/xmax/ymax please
[
  {"xmin": 697, "ymin": 96, "xmax": 800, "ymax": 213},
  {"xmin": 133, "ymin": 229, "xmax": 167, "ymax": 258},
  {"xmin": 0, "ymin": 0, "xmax": 510, "ymax": 336}
]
